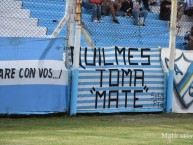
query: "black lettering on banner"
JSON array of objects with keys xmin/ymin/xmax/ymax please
[
  {"xmin": 109, "ymin": 69, "xmax": 119, "ymax": 87},
  {"xmin": 84, "ymin": 47, "xmax": 96, "ymax": 66},
  {"xmin": 48, "ymin": 68, "xmax": 53, "ymax": 78},
  {"xmin": 95, "ymin": 91, "xmax": 106, "ymax": 109},
  {"xmin": 108, "ymin": 90, "xmax": 119, "ymax": 108},
  {"xmin": 0, "ymin": 68, "xmax": 16, "ymax": 79},
  {"xmin": 77, "ymin": 46, "xmax": 152, "ymax": 110},
  {"xmin": 19, "ymin": 68, "xmax": 23, "ymax": 78},
  {"xmin": 31, "ymin": 68, "xmax": 36, "ymax": 78},
  {"xmin": 11, "ymin": 68, "xmax": 16, "ymax": 79},
  {"xmin": 79, "ymin": 47, "xmax": 85, "ymax": 69},
  {"xmin": 39, "ymin": 68, "xmax": 53, "ymax": 78},
  {"xmin": 39, "ymin": 68, "xmax": 49, "ymax": 78},
  {"xmin": 70, "ymin": 46, "xmax": 74, "ymax": 65},
  {"xmin": 96, "ymin": 69, "xmax": 106, "ymax": 87},
  {"xmin": 122, "ymin": 90, "xmax": 131, "ymax": 108},
  {"xmin": 115, "ymin": 46, "xmax": 126, "ymax": 65},
  {"xmin": 58, "ymin": 69, "xmax": 62, "ymax": 79},
  {"xmin": 121, "ymin": 69, "xmax": 132, "ymax": 86},
  {"xmin": 5, "ymin": 68, "xmax": 11, "ymax": 79},
  {"xmin": 19, "ymin": 68, "xmax": 36, "ymax": 78},
  {"xmin": 174, "ymin": 63, "xmax": 183, "ymax": 75},
  {"xmin": 134, "ymin": 69, "xmax": 144, "ymax": 86},
  {"xmin": 134, "ymin": 90, "xmax": 143, "ymax": 108},
  {"xmin": 128, "ymin": 48, "xmax": 138, "ymax": 65},
  {"xmin": 141, "ymin": 48, "xmax": 150, "ymax": 65},
  {"xmin": 24, "ymin": 68, "xmax": 36, "ymax": 78},
  {"xmin": 98, "ymin": 48, "xmax": 101, "ymax": 66},
  {"xmin": 102, "ymin": 48, "xmax": 113, "ymax": 66},
  {"xmin": 0, "ymin": 69, "xmax": 3, "ymax": 78},
  {"xmin": 24, "ymin": 68, "xmax": 29, "ymax": 78}
]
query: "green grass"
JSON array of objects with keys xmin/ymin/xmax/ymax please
[{"xmin": 0, "ymin": 113, "xmax": 193, "ymax": 145}]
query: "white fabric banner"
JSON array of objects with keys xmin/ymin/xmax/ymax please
[
  {"xmin": 161, "ymin": 48, "xmax": 193, "ymax": 113},
  {"xmin": 0, "ymin": 60, "xmax": 68, "ymax": 85}
]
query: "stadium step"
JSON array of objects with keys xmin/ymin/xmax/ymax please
[
  {"xmin": 30, "ymin": 10, "xmax": 65, "ymax": 20},
  {"xmin": 0, "ymin": 9, "xmax": 30, "ymax": 18},
  {"xmin": 0, "ymin": 27, "xmax": 48, "ymax": 38},
  {"xmin": 17, "ymin": 0, "xmax": 66, "ymax": 4},
  {"xmin": 21, "ymin": 1, "xmax": 66, "ymax": 11},
  {"xmin": 83, "ymin": 21, "xmax": 169, "ymax": 36},
  {"xmin": 82, "ymin": 14, "xmax": 168, "ymax": 27},
  {"xmin": 0, "ymin": 16, "xmax": 38, "ymax": 27},
  {"xmin": 0, "ymin": 0, "xmax": 22, "ymax": 9},
  {"xmin": 38, "ymin": 19, "xmax": 60, "ymax": 27},
  {"xmin": 0, "ymin": 22, "xmax": 47, "ymax": 32}
]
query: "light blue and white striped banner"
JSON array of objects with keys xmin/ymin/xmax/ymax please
[
  {"xmin": 69, "ymin": 46, "xmax": 165, "ymax": 113},
  {"xmin": 0, "ymin": 37, "xmax": 68, "ymax": 114}
]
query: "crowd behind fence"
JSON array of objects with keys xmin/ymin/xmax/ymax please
[{"xmin": 0, "ymin": 0, "xmax": 193, "ymax": 49}]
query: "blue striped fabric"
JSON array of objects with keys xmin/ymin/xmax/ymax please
[{"xmin": 68, "ymin": 46, "xmax": 165, "ymax": 113}]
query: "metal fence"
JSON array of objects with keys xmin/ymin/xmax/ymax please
[
  {"xmin": 0, "ymin": 0, "xmax": 192, "ymax": 49},
  {"xmin": 0, "ymin": 0, "xmax": 66, "ymax": 38}
]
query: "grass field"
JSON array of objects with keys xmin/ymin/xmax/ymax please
[{"xmin": 0, "ymin": 113, "xmax": 193, "ymax": 145}]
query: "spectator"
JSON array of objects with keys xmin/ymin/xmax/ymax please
[
  {"xmin": 110, "ymin": 0, "xmax": 122, "ymax": 16},
  {"xmin": 120, "ymin": 0, "xmax": 133, "ymax": 17},
  {"xmin": 101, "ymin": 0, "xmax": 121, "ymax": 23},
  {"xmin": 184, "ymin": 0, "xmax": 193, "ymax": 17},
  {"xmin": 159, "ymin": 0, "xmax": 171, "ymax": 21},
  {"xmin": 82, "ymin": 0, "xmax": 102, "ymax": 22},
  {"xmin": 132, "ymin": 0, "xmax": 148, "ymax": 26},
  {"xmin": 183, "ymin": 26, "xmax": 193, "ymax": 50},
  {"xmin": 142, "ymin": 0, "xmax": 151, "ymax": 12},
  {"xmin": 177, "ymin": 1, "xmax": 185, "ymax": 21},
  {"xmin": 149, "ymin": 0, "xmax": 158, "ymax": 6}
]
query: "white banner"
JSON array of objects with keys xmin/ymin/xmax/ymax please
[
  {"xmin": 161, "ymin": 48, "xmax": 193, "ymax": 113},
  {"xmin": 0, "ymin": 60, "xmax": 68, "ymax": 85}
]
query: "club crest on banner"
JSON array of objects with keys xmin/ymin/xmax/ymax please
[{"xmin": 161, "ymin": 48, "xmax": 193, "ymax": 111}]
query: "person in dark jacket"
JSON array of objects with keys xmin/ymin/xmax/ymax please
[
  {"xmin": 184, "ymin": 0, "xmax": 193, "ymax": 17},
  {"xmin": 120, "ymin": 0, "xmax": 133, "ymax": 17},
  {"xmin": 159, "ymin": 0, "xmax": 171, "ymax": 21}
]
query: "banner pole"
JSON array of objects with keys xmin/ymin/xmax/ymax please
[
  {"xmin": 51, "ymin": 0, "xmax": 69, "ymax": 38},
  {"xmin": 70, "ymin": 0, "xmax": 82, "ymax": 116},
  {"xmin": 167, "ymin": 0, "xmax": 177, "ymax": 113}
]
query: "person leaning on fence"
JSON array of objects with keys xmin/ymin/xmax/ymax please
[
  {"xmin": 101, "ymin": 0, "xmax": 121, "ymax": 23},
  {"xmin": 184, "ymin": 0, "xmax": 193, "ymax": 17},
  {"xmin": 159, "ymin": 0, "xmax": 171, "ymax": 21},
  {"xmin": 183, "ymin": 26, "xmax": 193, "ymax": 50},
  {"xmin": 120, "ymin": 0, "xmax": 133, "ymax": 17},
  {"xmin": 132, "ymin": 0, "xmax": 148, "ymax": 26},
  {"xmin": 82, "ymin": 0, "xmax": 103, "ymax": 23}
]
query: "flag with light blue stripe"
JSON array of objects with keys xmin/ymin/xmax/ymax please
[{"xmin": 0, "ymin": 37, "xmax": 68, "ymax": 114}]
